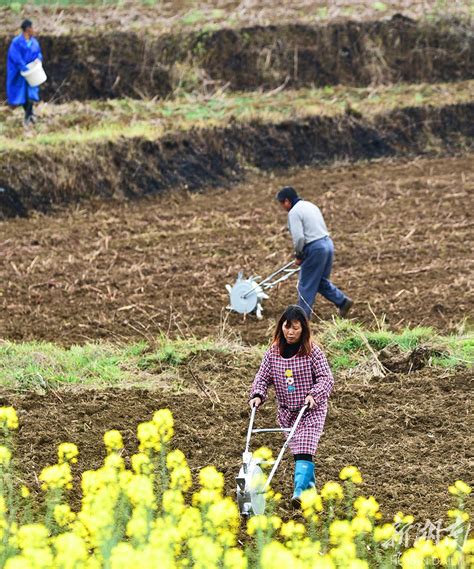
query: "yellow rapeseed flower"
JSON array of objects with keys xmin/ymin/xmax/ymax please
[
  {"xmin": 109, "ymin": 542, "xmax": 139, "ymax": 569},
  {"xmin": 162, "ymin": 489, "xmax": 186, "ymax": 518},
  {"xmin": 137, "ymin": 421, "xmax": 161, "ymax": 453},
  {"xmin": 104, "ymin": 454, "xmax": 125, "ymax": 471},
  {"xmin": 329, "ymin": 520, "xmax": 353, "ymax": 544},
  {"xmin": 448, "ymin": 480, "xmax": 472, "ymax": 497},
  {"xmin": 199, "ymin": 466, "xmax": 224, "ymax": 491},
  {"xmin": 463, "ymin": 538, "xmax": 474, "ymax": 566},
  {"xmin": 447, "ymin": 508, "xmax": 469, "ymax": 522},
  {"xmin": 0, "ymin": 446, "xmax": 12, "ymax": 467},
  {"xmin": 103, "ymin": 430, "xmax": 124, "ymax": 453},
  {"xmin": 188, "ymin": 535, "xmax": 222, "ymax": 569},
  {"xmin": 4, "ymin": 557, "xmax": 31, "ymax": 569},
  {"xmin": 152, "ymin": 409, "xmax": 174, "ymax": 443},
  {"xmin": 320, "ymin": 481, "xmax": 344, "ymax": 501},
  {"xmin": 351, "ymin": 515, "xmax": 373, "ymax": 534},
  {"xmin": 436, "ymin": 536, "xmax": 462, "ymax": 566},
  {"xmin": 223, "ymin": 548, "xmax": 248, "ymax": 569},
  {"xmin": 206, "ymin": 498, "xmax": 239, "ymax": 533},
  {"xmin": 373, "ymin": 523, "xmax": 396, "ymax": 543},
  {"xmin": 247, "ymin": 515, "xmax": 281, "ymax": 536},
  {"xmin": 280, "ymin": 520, "xmax": 306, "ymax": 540},
  {"xmin": 354, "ymin": 496, "xmax": 380, "ymax": 518},
  {"xmin": 53, "ymin": 532, "xmax": 88, "ymax": 568},
  {"xmin": 261, "ymin": 541, "xmax": 303, "ymax": 568},
  {"xmin": 301, "ymin": 488, "xmax": 323, "ymax": 516},
  {"xmin": 253, "ymin": 447, "xmax": 274, "ymax": 463},
  {"xmin": 39, "ymin": 462, "xmax": 72, "ymax": 491},
  {"xmin": 0, "ymin": 407, "xmax": 19, "ymax": 430},
  {"xmin": 394, "ymin": 511, "xmax": 415, "ymax": 525},
  {"xmin": 170, "ymin": 464, "xmax": 192, "ymax": 492},
  {"xmin": 57, "ymin": 443, "xmax": 79, "ymax": 464},
  {"xmin": 53, "ymin": 504, "xmax": 76, "ymax": 527},
  {"xmin": 16, "ymin": 523, "xmax": 50, "ymax": 550},
  {"xmin": 339, "ymin": 466, "xmax": 363, "ymax": 484},
  {"xmin": 126, "ymin": 474, "xmax": 155, "ymax": 507},
  {"xmin": 166, "ymin": 449, "xmax": 187, "ymax": 470},
  {"xmin": 131, "ymin": 452, "xmax": 153, "ymax": 476},
  {"xmin": 329, "ymin": 542, "xmax": 357, "ymax": 564},
  {"xmin": 20, "ymin": 486, "xmax": 30, "ymax": 499},
  {"xmin": 176, "ymin": 507, "xmax": 202, "ymax": 540}
]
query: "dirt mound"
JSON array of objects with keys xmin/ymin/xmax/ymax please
[
  {"xmin": 1, "ymin": 17, "xmax": 473, "ymax": 101},
  {"xmin": 379, "ymin": 345, "xmax": 435, "ymax": 373},
  {"xmin": 1, "ymin": 366, "xmax": 471, "ymax": 522},
  {"xmin": 1, "ymin": 102, "xmax": 473, "ymax": 219}
]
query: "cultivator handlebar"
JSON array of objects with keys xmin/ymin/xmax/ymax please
[
  {"xmin": 236, "ymin": 404, "xmax": 309, "ymax": 516},
  {"xmin": 241, "ymin": 261, "xmax": 300, "ymax": 299}
]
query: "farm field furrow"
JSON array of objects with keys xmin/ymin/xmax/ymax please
[{"xmin": 1, "ymin": 154, "xmax": 472, "ymax": 345}]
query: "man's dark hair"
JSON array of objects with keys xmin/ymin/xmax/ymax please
[
  {"xmin": 21, "ymin": 19, "xmax": 33, "ymax": 31},
  {"xmin": 276, "ymin": 186, "xmax": 299, "ymax": 203}
]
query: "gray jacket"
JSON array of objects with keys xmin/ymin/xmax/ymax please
[{"xmin": 288, "ymin": 200, "xmax": 329, "ymax": 257}]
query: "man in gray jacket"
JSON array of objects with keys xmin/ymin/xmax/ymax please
[{"xmin": 276, "ymin": 186, "xmax": 353, "ymax": 319}]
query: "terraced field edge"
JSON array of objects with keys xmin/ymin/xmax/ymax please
[
  {"xmin": 0, "ymin": 16, "xmax": 473, "ymax": 101},
  {"xmin": 1, "ymin": 101, "xmax": 473, "ymax": 218}
]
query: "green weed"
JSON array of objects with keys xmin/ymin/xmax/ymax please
[{"xmin": 317, "ymin": 320, "xmax": 472, "ymax": 371}]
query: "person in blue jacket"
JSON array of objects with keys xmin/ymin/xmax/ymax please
[{"xmin": 6, "ymin": 19, "xmax": 43, "ymax": 126}]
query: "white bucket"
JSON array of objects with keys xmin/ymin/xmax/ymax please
[{"xmin": 21, "ymin": 59, "xmax": 47, "ymax": 87}]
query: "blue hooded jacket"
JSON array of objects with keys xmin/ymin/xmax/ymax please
[{"xmin": 6, "ymin": 33, "xmax": 43, "ymax": 106}]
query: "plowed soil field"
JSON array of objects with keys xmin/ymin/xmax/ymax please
[
  {"xmin": 1, "ymin": 364, "xmax": 471, "ymax": 523},
  {"xmin": 1, "ymin": 154, "xmax": 473, "ymax": 345}
]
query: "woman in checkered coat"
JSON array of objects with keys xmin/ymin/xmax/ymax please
[{"xmin": 249, "ymin": 305, "xmax": 334, "ymax": 507}]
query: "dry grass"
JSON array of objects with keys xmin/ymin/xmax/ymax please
[
  {"xmin": 1, "ymin": 80, "xmax": 473, "ymax": 152},
  {"xmin": 1, "ymin": 0, "xmax": 472, "ymax": 36}
]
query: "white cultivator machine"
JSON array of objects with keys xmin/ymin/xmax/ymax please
[
  {"xmin": 236, "ymin": 405, "xmax": 308, "ymax": 516},
  {"xmin": 226, "ymin": 261, "xmax": 300, "ymax": 319}
]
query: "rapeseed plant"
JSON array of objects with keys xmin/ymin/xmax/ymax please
[{"xmin": 0, "ymin": 406, "xmax": 471, "ymax": 568}]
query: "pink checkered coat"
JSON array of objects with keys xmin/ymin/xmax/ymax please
[{"xmin": 250, "ymin": 343, "xmax": 334, "ymax": 455}]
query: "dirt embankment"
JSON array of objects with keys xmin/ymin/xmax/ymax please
[
  {"xmin": 1, "ymin": 102, "xmax": 473, "ymax": 219},
  {"xmin": 0, "ymin": 364, "xmax": 472, "ymax": 523},
  {"xmin": 0, "ymin": 16, "xmax": 473, "ymax": 102}
]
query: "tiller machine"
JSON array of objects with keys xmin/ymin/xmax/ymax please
[
  {"xmin": 236, "ymin": 404, "xmax": 308, "ymax": 517},
  {"xmin": 226, "ymin": 261, "xmax": 300, "ymax": 319}
]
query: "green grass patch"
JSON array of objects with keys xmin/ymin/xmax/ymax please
[
  {"xmin": 0, "ymin": 324, "xmax": 471, "ymax": 390},
  {"xmin": 318, "ymin": 320, "xmax": 473, "ymax": 370},
  {"xmin": 0, "ymin": 336, "xmax": 222, "ymax": 390}
]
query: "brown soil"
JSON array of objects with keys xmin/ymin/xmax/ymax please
[
  {"xmin": 1, "ymin": 364, "xmax": 471, "ymax": 523},
  {"xmin": 1, "ymin": 154, "xmax": 472, "ymax": 344},
  {"xmin": 1, "ymin": 16, "xmax": 473, "ymax": 101},
  {"xmin": 1, "ymin": 102, "xmax": 473, "ymax": 218}
]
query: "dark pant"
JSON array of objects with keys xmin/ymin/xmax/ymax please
[
  {"xmin": 23, "ymin": 100, "xmax": 34, "ymax": 122},
  {"xmin": 297, "ymin": 236, "xmax": 346, "ymax": 318}
]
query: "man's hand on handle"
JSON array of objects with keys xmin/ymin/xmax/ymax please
[{"xmin": 249, "ymin": 396, "xmax": 262, "ymax": 409}]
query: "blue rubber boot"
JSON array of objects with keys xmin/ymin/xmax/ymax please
[{"xmin": 291, "ymin": 460, "xmax": 316, "ymax": 508}]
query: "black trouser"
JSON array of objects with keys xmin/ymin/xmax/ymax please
[{"xmin": 22, "ymin": 100, "xmax": 34, "ymax": 121}]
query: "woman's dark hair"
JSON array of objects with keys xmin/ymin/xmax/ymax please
[
  {"xmin": 272, "ymin": 305, "xmax": 312, "ymax": 356},
  {"xmin": 21, "ymin": 19, "xmax": 33, "ymax": 31}
]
